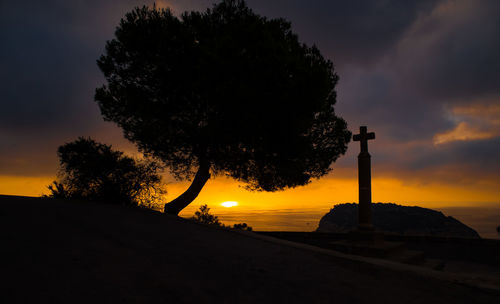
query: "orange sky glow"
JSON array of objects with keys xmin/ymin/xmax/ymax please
[{"xmin": 2, "ymin": 172, "xmax": 499, "ymax": 218}]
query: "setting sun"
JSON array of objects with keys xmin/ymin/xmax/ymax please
[{"xmin": 221, "ymin": 201, "xmax": 238, "ymax": 208}]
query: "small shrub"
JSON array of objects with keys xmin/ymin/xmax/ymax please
[
  {"xmin": 191, "ymin": 205, "xmax": 253, "ymax": 231},
  {"xmin": 232, "ymin": 223, "xmax": 253, "ymax": 231},
  {"xmin": 192, "ymin": 204, "xmax": 223, "ymax": 226}
]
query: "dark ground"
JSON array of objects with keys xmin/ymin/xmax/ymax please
[{"xmin": 1, "ymin": 195, "xmax": 499, "ymax": 303}]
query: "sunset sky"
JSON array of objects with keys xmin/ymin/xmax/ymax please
[{"xmin": 1, "ymin": 0, "xmax": 500, "ymax": 215}]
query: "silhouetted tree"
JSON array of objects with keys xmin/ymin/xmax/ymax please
[
  {"xmin": 95, "ymin": 0, "xmax": 351, "ymax": 215},
  {"xmin": 192, "ymin": 204, "xmax": 222, "ymax": 226},
  {"xmin": 47, "ymin": 137, "xmax": 166, "ymax": 208}
]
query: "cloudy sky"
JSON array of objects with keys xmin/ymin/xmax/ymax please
[{"xmin": 1, "ymin": 0, "xmax": 499, "ymax": 212}]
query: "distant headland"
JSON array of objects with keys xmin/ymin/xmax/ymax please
[{"xmin": 317, "ymin": 203, "xmax": 480, "ymax": 238}]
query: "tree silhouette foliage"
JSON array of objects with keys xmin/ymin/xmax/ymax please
[
  {"xmin": 47, "ymin": 137, "xmax": 165, "ymax": 208},
  {"xmin": 95, "ymin": 0, "xmax": 351, "ymax": 214}
]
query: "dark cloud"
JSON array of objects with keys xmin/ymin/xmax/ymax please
[
  {"xmin": 391, "ymin": 0, "xmax": 500, "ymax": 102},
  {"xmin": 409, "ymin": 138, "xmax": 500, "ymax": 174},
  {"xmin": 0, "ymin": 0, "xmax": 158, "ymax": 175},
  {"xmin": 1, "ymin": 0, "xmax": 499, "ymax": 188},
  {"xmin": 387, "ymin": 137, "xmax": 500, "ymax": 187},
  {"xmin": 335, "ymin": 67, "xmax": 454, "ymax": 142},
  {"xmin": 332, "ymin": 0, "xmax": 500, "ymax": 147},
  {"xmin": 248, "ymin": 0, "xmax": 440, "ymax": 67}
]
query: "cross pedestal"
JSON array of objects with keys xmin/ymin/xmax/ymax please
[
  {"xmin": 353, "ymin": 126, "xmax": 375, "ymax": 231},
  {"xmin": 331, "ymin": 127, "xmax": 422, "ymax": 259},
  {"xmin": 348, "ymin": 126, "xmax": 383, "ymax": 242}
]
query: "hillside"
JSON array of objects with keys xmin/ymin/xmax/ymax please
[
  {"xmin": 0, "ymin": 195, "xmax": 498, "ymax": 303},
  {"xmin": 317, "ymin": 203, "xmax": 480, "ymax": 238}
]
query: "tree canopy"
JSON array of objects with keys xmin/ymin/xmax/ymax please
[
  {"xmin": 47, "ymin": 137, "xmax": 165, "ymax": 209},
  {"xmin": 95, "ymin": 0, "xmax": 351, "ymax": 214}
]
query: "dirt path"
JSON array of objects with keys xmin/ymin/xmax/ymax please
[{"xmin": 1, "ymin": 195, "xmax": 499, "ymax": 303}]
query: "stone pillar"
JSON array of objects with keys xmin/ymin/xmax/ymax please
[
  {"xmin": 353, "ymin": 126, "xmax": 375, "ymax": 231},
  {"xmin": 358, "ymin": 149, "xmax": 373, "ymax": 230}
]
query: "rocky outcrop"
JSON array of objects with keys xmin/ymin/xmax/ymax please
[{"xmin": 317, "ymin": 203, "xmax": 480, "ymax": 238}]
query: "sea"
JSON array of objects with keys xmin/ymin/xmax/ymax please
[{"xmin": 182, "ymin": 206, "xmax": 500, "ymax": 239}]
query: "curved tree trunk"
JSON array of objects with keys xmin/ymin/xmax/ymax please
[{"xmin": 164, "ymin": 160, "xmax": 211, "ymax": 215}]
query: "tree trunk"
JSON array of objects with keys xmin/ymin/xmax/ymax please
[{"xmin": 164, "ymin": 160, "xmax": 211, "ymax": 215}]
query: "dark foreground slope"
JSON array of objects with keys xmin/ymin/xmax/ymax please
[{"xmin": 0, "ymin": 195, "xmax": 498, "ymax": 304}]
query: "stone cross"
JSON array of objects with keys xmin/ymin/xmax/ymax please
[{"xmin": 353, "ymin": 126, "xmax": 375, "ymax": 230}]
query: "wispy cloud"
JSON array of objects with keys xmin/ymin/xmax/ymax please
[{"xmin": 434, "ymin": 103, "xmax": 500, "ymax": 145}]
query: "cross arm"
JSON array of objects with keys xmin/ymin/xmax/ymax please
[{"xmin": 353, "ymin": 132, "xmax": 375, "ymax": 141}]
